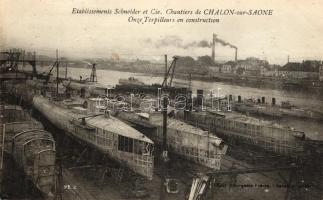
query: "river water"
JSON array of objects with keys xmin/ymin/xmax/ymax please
[
  {"xmin": 30, "ymin": 66, "xmax": 323, "ymax": 140},
  {"xmin": 64, "ymin": 68, "xmax": 323, "ymax": 109}
]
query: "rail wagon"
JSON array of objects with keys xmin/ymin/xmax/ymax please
[{"xmin": 0, "ymin": 105, "xmax": 57, "ymax": 198}]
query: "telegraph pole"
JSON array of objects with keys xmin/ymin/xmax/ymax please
[{"xmin": 163, "ymin": 54, "xmax": 168, "ymax": 148}]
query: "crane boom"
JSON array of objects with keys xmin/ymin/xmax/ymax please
[{"xmin": 161, "ymin": 56, "xmax": 178, "ymax": 88}]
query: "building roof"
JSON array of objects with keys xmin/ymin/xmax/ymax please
[
  {"xmin": 150, "ymin": 112, "xmax": 222, "ymax": 139},
  {"xmin": 36, "ymin": 96, "xmax": 153, "ymax": 144}
]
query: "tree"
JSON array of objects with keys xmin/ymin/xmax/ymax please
[
  {"xmin": 197, "ymin": 55, "xmax": 215, "ymax": 66},
  {"xmin": 236, "ymin": 67, "xmax": 245, "ymax": 75},
  {"xmin": 176, "ymin": 56, "xmax": 196, "ymax": 68}
]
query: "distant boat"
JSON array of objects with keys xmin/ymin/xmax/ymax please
[
  {"xmin": 118, "ymin": 77, "xmax": 145, "ymax": 86},
  {"xmin": 172, "ymin": 80, "xmax": 190, "ymax": 88},
  {"xmin": 115, "ymin": 77, "xmax": 190, "ymax": 98}
]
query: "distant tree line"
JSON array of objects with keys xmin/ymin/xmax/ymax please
[
  {"xmin": 175, "ymin": 55, "xmax": 215, "ymax": 75},
  {"xmin": 280, "ymin": 60, "xmax": 321, "ymax": 72}
]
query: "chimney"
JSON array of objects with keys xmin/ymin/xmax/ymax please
[
  {"xmin": 238, "ymin": 95, "xmax": 241, "ymax": 103},
  {"xmin": 272, "ymin": 98, "xmax": 276, "ymax": 106},
  {"xmin": 235, "ymin": 48, "xmax": 238, "ymax": 62},
  {"xmin": 197, "ymin": 89, "xmax": 204, "ymax": 106},
  {"xmin": 212, "ymin": 34, "xmax": 216, "ymax": 61}
]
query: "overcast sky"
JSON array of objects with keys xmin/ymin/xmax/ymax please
[{"xmin": 1, "ymin": 0, "xmax": 322, "ymax": 64}]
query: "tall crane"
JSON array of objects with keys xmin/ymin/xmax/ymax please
[
  {"xmin": 159, "ymin": 55, "xmax": 180, "ymax": 200},
  {"xmin": 80, "ymin": 61, "xmax": 97, "ymax": 82},
  {"xmin": 161, "ymin": 56, "xmax": 178, "ymax": 88},
  {"xmin": 44, "ymin": 60, "xmax": 59, "ymax": 84}
]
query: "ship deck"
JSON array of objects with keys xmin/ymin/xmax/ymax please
[
  {"xmin": 47, "ymin": 97, "xmax": 153, "ymax": 143},
  {"xmin": 207, "ymin": 110, "xmax": 284, "ymax": 128}
]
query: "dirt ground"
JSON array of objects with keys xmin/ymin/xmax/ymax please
[{"xmin": 60, "ymin": 154, "xmax": 289, "ymax": 200}]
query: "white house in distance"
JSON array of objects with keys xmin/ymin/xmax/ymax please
[{"xmin": 207, "ymin": 58, "xmax": 323, "ymax": 80}]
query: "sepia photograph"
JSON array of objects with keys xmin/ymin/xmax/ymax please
[{"xmin": 0, "ymin": 0, "xmax": 323, "ymax": 199}]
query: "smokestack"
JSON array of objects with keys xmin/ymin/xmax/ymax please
[
  {"xmin": 238, "ymin": 95, "xmax": 241, "ymax": 103},
  {"xmin": 235, "ymin": 48, "xmax": 238, "ymax": 62},
  {"xmin": 262, "ymin": 97, "xmax": 265, "ymax": 104},
  {"xmin": 197, "ymin": 89, "xmax": 204, "ymax": 106},
  {"xmin": 212, "ymin": 34, "xmax": 216, "ymax": 61},
  {"xmin": 272, "ymin": 98, "xmax": 276, "ymax": 106}
]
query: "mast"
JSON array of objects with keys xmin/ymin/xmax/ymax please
[
  {"xmin": 189, "ymin": 73, "xmax": 192, "ymax": 91},
  {"xmin": 163, "ymin": 54, "xmax": 168, "ymax": 150},
  {"xmin": 164, "ymin": 55, "xmax": 168, "ymax": 88},
  {"xmin": 32, "ymin": 51, "xmax": 37, "ymax": 77},
  {"xmin": 160, "ymin": 54, "xmax": 168, "ymax": 200},
  {"xmin": 56, "ymin": 49, "xmax": 59, "ymax": 96},
  {"xmin": 22, "ymin": 50, "xmax": 25, "ymax": 68},
  {"xmin": 65, "ymin": 61, "xmax": 68, "ymax": 79}
]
